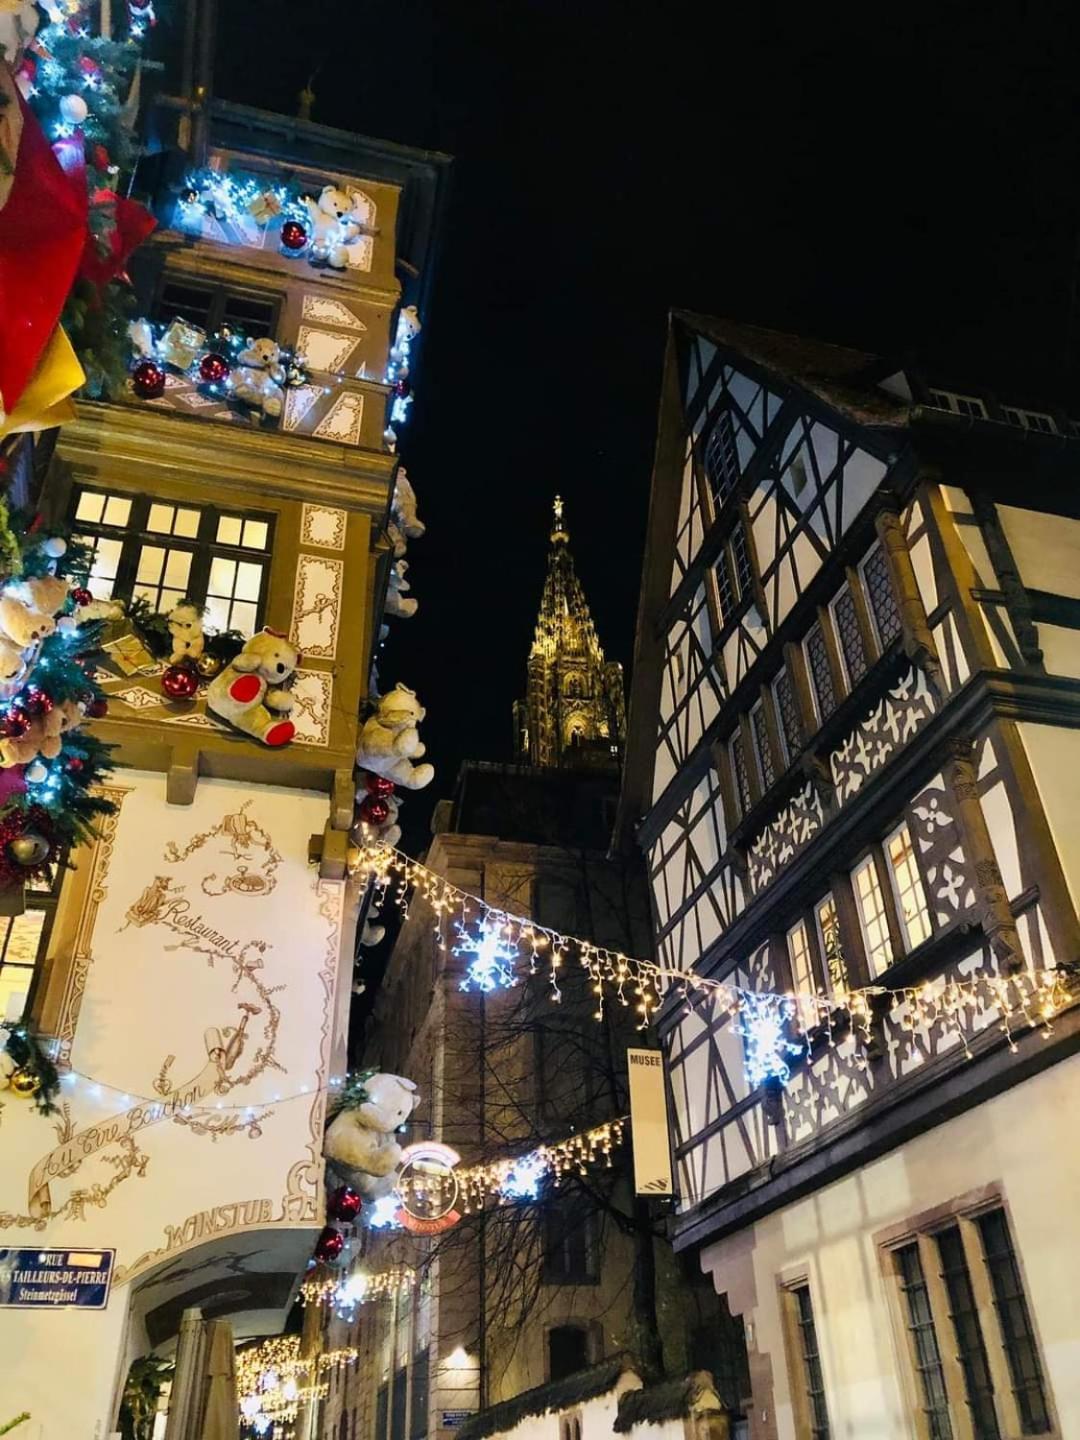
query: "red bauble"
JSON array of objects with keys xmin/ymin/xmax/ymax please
[
  {"xmin": 66, "ymin": 757, "xmax": 84, "ymax": 773},
  {"xmin": 91, "ymin": 144, "xmax": 110, "ymax": 171},
  {"xmin": 86, "ymin": 697, "xmax": 109, "ymax": 719},
  {"xmin": 24, "ymin": 690, "xmax": 51, "ymax": 717},
  {"xmin": 364, "ymin": 773, "xmax": 395, "ymax": 797},
  {"xmin": 72, "ymin": 587, "xmax": 93, "ymax": 606},
  {"xmin": 198, "ymin": 352, "xmax": 230, "ymax": 385},
  {"xmin": 280, "ymin": 220, "xmax": 308, "ymax": 252},
  {"xmin": 392, "ymin": 377, "xmax": 411, "ymax": 399},
  {"xmin": 2, "ymin": 709, "xmax": 28, "ymax": 738},
  {"xmin": 358, "ymin": 795, "xmax": 390, "ymax": 826},
  {"xmin": 313, "ymin": 1225, "xmax": 345, "ymax": 1263},
  {"xmin": 131, "ymin": 359, "xmax": 166, "ymax": 399},
  {"xmin": 328, "ymin": 1185, "xmax": 362, "ymax": 1223},
  {"xmin": 161, "ymin": 664, "xmax": 199, "ymax": 701}
]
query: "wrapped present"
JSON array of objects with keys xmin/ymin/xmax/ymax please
[
  {"xmin": 159, "ymin": 317, "xmax": 206, "ymax": 371},
  {"xmin": 247, "ymin": 190, "xmax": 282, "ymax": 225},
  {"xmin": 102, "ymin": 621, "xmax": 159, "ymax": 676}
]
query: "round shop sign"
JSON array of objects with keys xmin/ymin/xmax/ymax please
[{"xmin": 395, "ymin": 1142, "xmax": 462, "ymax": 1235}]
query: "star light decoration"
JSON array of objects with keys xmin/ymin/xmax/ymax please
[
  {"xmin": 733, "ymin": 993, "xmax": 807, "ymax": 1088},
  {"xmin": 455, "ymin": 914, "xmax": 519, "ymax": 995}
]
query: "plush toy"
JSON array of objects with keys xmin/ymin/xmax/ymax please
[
  {"xmin": 0, "ymin": 1, "xmax": 38, "ymax": 70},
  {"xmin": 78, "ymin": 597, "xmax": 125, "ymax": 624},
  {"xmin": 323, "ymin": 1072, "xmax": 419, "ymax": 1199},
  {"xmin": 355, "ymin": 684, "xmax": 434, "ymax": 790},
  {"xmin": 302, "ymin": 185, "xmax": 356, "ymax": 269},
  {"xmin": 0, "ymin": 632, "xmax": 27, "ymax": 688},
  {"xmin": 0, "ymin": 698, "xmax": 82, "ymax": 769},
  {"xmin": 385, "ymin": 560, "xmax": 418, "ymax": 620},
  {"xmin": 167, "ymin": 600, "xmax": 204, "ymax": 663},
  {"xmin": 0, "ymin": 574, "xmax": 68, "ymax": 651},
  {"xmin": 231, "ymin": 338, "xmax": 286, "ymax": 417},
  {"xmin": 393, "ymin": 471, "xmax": 425, "ymax": 540},
  {"xmin": 205, "ymin": 629, "xmax": 299, "ymax": 748},
  {"xmin": 395, "ymin": 305, "xmax": 422, "ymax": 348},
  {"xmin": 359, "ymin": 916, "xmax": 386, "ymax": 948}
]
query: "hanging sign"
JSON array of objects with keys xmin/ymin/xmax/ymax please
[
  {"xmin": 396, "ymin": 1142, "xmax": 462, "ymax": 1235},
  {"xmin": 627, "ymin": 1049, "xmax": 673, "ymax": 1196},
  {"xmin": 0, "ymin": 1248, "xmax": 114, "ymax": 1309}
]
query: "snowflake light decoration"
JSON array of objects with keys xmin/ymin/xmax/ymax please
[
  {"xmin": 733, "ymin": 993, "xmax": 806, "ymax": 1089},
  {"xmin": 498, "ymin": 1151, "xmax": 548, "ymax": 1202},
  {"xmin": 366, "ymin": 1193, "xmax": 403, "ymax": 1229},
  {"xmin": 455, "ymin": 915, "xmax": 519, "ymax": 994}
]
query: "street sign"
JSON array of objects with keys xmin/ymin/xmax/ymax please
[
  {"xmin": 440, "ymin": 1412, "xmax": 475, "ymax": 1430},
  {"xmin": 0, "ymin": 1248, "xmax": 114, "ymax": 1309},
  {"xmin": 627, "ymin": 1048, "xmax": 674, "ymax": 1196}
]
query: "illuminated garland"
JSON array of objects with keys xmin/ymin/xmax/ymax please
[
  {"xmin": 236, "ymin": 1336, "xmax": 357, "ymax": 1435},
  {"xmin": 352, "ymin": 841, "xmax": 1076, "ymax": 1087},
  {"xmin": 300, "ymin": 1265, "xmax": 415, "ymax": 1312}
]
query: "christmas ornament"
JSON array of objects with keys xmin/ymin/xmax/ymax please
[
  {"xmin": 91, "ymin": 144, "xmax": 110, "ymax": 172},
  {"xmin": 161, "ymin": 663, "xmax": 199, "ymax": 700},
  {"xmin": 66, "ymin": 757, "xmax": 84, "ymax": 773},
  {"xmin": 198, "ymin": 352, "xmax": 230, "ymax": 386},
  {"xmin": 313, "ymin": 1226, "xmax": 344, "ymax": 1263},
  {"xmin": 9, "ymin": 832, "xmax": 51, "ymax": 867},
  {"xmin": 328, "ymin": 1185, "xmax": 362, "ymax": 1223},
  {"xmin": 10, "ymin": 1067, "xmax": 41, "ymax": 1098},
  {"xmin": 42, "ymin": 537, "xmax": 67, "ymax": 559},
  {"xmin": 25, "ymin": 761, "xmax": 47, "ymax": 784},
  {"xmin": 23, "ymin": 689, "xmax": 51, "ymax": 716},
  {"xmin": 86, "ymin": 697, "xmax": 108, "ymax": 719},
  {"xmin": 58, "ymin": 94, "xmax": 88, "ymax": 126},
  {"xmin": 195, "ymin": 653, "xmax": 223, "ymax": 679},
  {"xmin": 131, "ymin": 359, "xmax": 166, "ymax": 399},
  {"xmin": 77, "ymin": 56, "xmax": 103, "ymax": 88},
  {"xmin": 2, "ymin": 710, "xmax": 28, "ymax": 738},
  {"xmin": 392, "ymin": 377, "xmax": 411, "ymax": 399},
  {"xmin": 364, "ymin": 773, "xmax": 396, "ymax": 797},
  {"xmin": 358, "ymin": 795, "xmax": 390, "ymax": 826},
  {"xmin": 280, "ymin": 219, "xmax": 308, "ymax": 252},
  {"xmin": 72, "ymin": 587, "xmax": 93, "ymax": 606}
]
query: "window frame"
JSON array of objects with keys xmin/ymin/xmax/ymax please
[
  {"xmin": 153, "ymin": 275, "xmax": 282, "ymax": 342},
  {"xmin": 859, "ymin": 541, "xmax": 904, "ymax": 652},
  {"xmin": 883, "ymin": 821, "xmax": 935, "ymax": 953},
  {"xmin": 541, "ymin": 1198, "xmax": 600, "ymax": 1285},
  {"xmin": 1001, "ymin": 406, "xmax": 1057, "ymax": 435},
  {"xmin": 780, "ymin": 1278, "xmax": 831, "ymax": 1440},
  {"xmin": 70, "ymin": 486, "xmax": 275, "ymax": 634},
  {"xmin": 0, "ymin": 865, "xmax": 65, "ymax": 1026},
  {"xmin": 929, "ymin": 389, "xmax": 989, "ymax": 419},
  {"xmin": 851, "ymin": 849, "xmax": 896, "ymax": 978}
]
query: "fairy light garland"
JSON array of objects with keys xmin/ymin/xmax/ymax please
[
  {"xmin": 236, "ymin": 1336, "xmax": 357, "ymax": 1435},
  {"xmin": 351, "ymin": 840, "xmax": 1077, "ymax": 1088}
]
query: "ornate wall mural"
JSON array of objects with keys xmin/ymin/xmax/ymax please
[{"xmin": 0, "ymin": 774, "xmax": 344, "ymax": 1287}]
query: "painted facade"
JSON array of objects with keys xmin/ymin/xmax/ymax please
[
  {"xmin": 0, "ymin": 92, "xmax": 448, "ymax": 1436},
  {"xmin": 619, "ymin": 314, "xmax": 1080, "ymax": 1440}
]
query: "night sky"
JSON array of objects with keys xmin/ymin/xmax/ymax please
[{"xmin": 213, "ymin": 2, "xmax": 1078, "ymax": 844}]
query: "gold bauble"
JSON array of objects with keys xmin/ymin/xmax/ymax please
[
  {"xmin": 195, "ymin": 653, "xmax": 223, "ymax": 679},
  {"xmin": 10, "ymin": 1067, "xmax": 41, "ymax": 1098},
  {"xmin": 8, "ymin": 832, "xmax": 50, "ymax": 867}
]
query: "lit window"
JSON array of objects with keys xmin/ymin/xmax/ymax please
[
  {"xmin": 885, "ymin": 823, "xmax": 932, "ymax": 950},
  {"xmin": 815, "ymin": 894, "xmax": 848, "ymax": 993},
  {"xmin": 853, "ymin": 857, "xmax": 894, "ymax": 975},
  {"xmin": 786, "ymin": 920, "xmax": 815, "ymax": 995},
  {"xmin": 133, "ymin": 544, "xmax": 194, "ymax": 614},
  {"xmin": 75, "ymin": 489, "xmax": 132, "ymax": 528}
]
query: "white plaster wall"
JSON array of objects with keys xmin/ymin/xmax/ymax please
[
  {"xmin": 998, "ymin": 506, "xmax": 1080, "ymax": 599},
  {"xmin": 0, "ymin": 771, "xmax": 345, "ymax": 1437},
  {"xmin": 700, "ymin": 1055, "xmax": 1080, "ymax": 1439},
  {"xmin": 476, "ymin": 1372, "xmax": 643, "ymax": 1440},
  {"xmin": 1017, "ymin": 722, "xmax": 1080, "ymax": 915}
]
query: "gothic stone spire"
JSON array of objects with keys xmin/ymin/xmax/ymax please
[{"xmin": 513, "ymin": 498, "xmax": 626, "ymax": 770}]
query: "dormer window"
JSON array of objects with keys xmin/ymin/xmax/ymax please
[
  {"xmin": 1001, "ymin": 405, "xmax": 1057, "ymax": 434},
  {"xmin": 929, "ymin": 389, "xmax": 988, "ymax": 419}
]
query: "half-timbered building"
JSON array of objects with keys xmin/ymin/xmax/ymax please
[{"xmin": 619, "ymin": 313, "xmax": 1080, "ymax": 1440}]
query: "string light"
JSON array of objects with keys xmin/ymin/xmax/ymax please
[
  {"xmin": 455, "ymin": 915, "xmax": 518, "ymax": 993},
  {"xmin": 351, "ymin": 839, "xmax": 1076, "ymax": 1090},
  {"xmin": 236, "ymin": 1336, "xmax": 357, "ymax": 1433}
]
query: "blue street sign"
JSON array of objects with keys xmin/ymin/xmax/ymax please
[{"xmin": 0, "ymin": 1248, "xmax": 114, "ymax": 1309}]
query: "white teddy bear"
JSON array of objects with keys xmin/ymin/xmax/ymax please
[
  {"xmin": 393, "ymin": 470, "xmax": 425, "ymax": 540},
  {"xmin": 302, "ymin": 185, "xmax": 356, "ymax": 269},
  {"xmin": 356, "ymin": 685, "xmax": 434, "ymax": 790},
  {"xmin": 385, "ymin": 560, "xmax": 417, "ymax": 620},
  {"xmin": 167, "ymin": 600, "xmax": 204, "ymax": 664},
  {"xmin": 323, "ymin": 1072, "xmax": 419, "ymax": 1199},
  {"xmin": 231, "ymin": 338, "xmax": 286, "ymax": 417}
]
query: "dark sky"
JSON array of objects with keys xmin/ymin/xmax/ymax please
[{"xmin": 213, "ymin": 1, "xmax": 1078, "ymax": 843}]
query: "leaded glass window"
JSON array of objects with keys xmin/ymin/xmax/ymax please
[
  {"xmin": 773, "ymin": 667, "xmax": 802, "ymax": 764},
  {"xmin": 832, "ymin": 585, "xmax": 868, "ymax": 686},
  {"xmin": 896, "ymin": 1243, "xmax": 954, "ymax": 1440},
  {"xmin": 805, "ymin": 623, "xmax": 837, "ymax": 719},
  {"xmin": 861, "ymin": 544, "xmax": 903, "ymax": 648}
]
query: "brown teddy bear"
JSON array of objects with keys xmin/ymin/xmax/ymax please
[{"xmin": 0, "ymin": 698, "xmax": 83, "ymax": 769}]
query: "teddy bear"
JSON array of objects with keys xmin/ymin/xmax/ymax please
[
  {"xmin": 0, "ymin": 574, "xmax": 69, "ymax": 653},
  {"xmin": 167, "ymin": 600, "xmax": 205, "ymax": 664},
  {"xmin": 355, "ymin": 684, "xmax": 434, "ymax": 790},
  {"xmin": 323, "ymin": 1072, "xmax": 419, "ymax": 1199},
  {"xmin": 230, "ymin": 338, "xmax": 286, "ymax": 418},
  {"xmin": 385, "ymin": 560, "xmax": 418, "ymax": 620},
  {"xmin": 302, "ymin": 185, "xmax": 357, "ymax": 269},
  {"xmin": 205, "ymin": 628, "xmax": 299, "ymax": 748},
  {"xmin": 0, "ymin": 698, "xmax": 83, "ymax": 769},
  {"xmin": 0, "ymin": 1, "xmax": 38, "ymax": 70}
]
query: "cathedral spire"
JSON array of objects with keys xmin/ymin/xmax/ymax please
[{"xmin": 512, "ymin": 498, "xmax": 626, "ymax": 770}]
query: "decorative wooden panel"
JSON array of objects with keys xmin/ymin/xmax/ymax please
[
  {"xmin": 301, "ymin": 504, "xmax": 347, "ymax": 552},
  {"xmin": 745, "ymin": 781, "xmax": 824, "ymax": 894},
  {"xmin": 828, "ymin": 666, "xmax": 937, "ymax": 806},
  {"xmin": 289, "ymin": 553, "xmax": 343, "ymax": 659}
]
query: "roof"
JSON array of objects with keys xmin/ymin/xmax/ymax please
[
  {"xmin": 674, "ymin": 311, "xmax": 910, "ymax": 429},
  {"xmin": 456, "ymin": 1356, "xmax": 642, "ymax": 1440},
  {"xmin": 614, "ymin": 1373, "xmax": 724, "ymax": 1431}
]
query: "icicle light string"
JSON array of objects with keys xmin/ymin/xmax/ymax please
[
  {"xmin": 237, "ymin": 1335, "xmax": 358, "ymax": 1433},
  {"xmin": 353, "ymin": 841, "xmax": 1076, "ymax": 1075}
]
